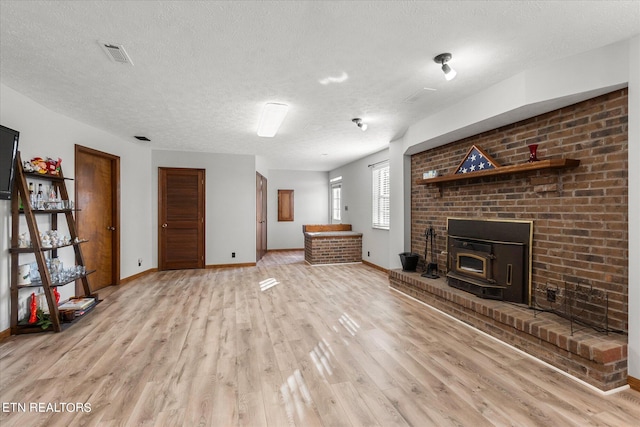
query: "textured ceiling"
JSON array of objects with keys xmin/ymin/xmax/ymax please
[{"xmin": 1, "ymin": 1, "xmax": 639, "ymax": 171}]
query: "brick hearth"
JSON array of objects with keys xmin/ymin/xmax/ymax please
[{"xmin": 390, "ymin": 269, "xmax": 627, "ymax": 391}]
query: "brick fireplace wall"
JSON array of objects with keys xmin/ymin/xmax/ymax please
[{"xmin": 411, "ymin": 89, "xmax": 628, "ymax": 332}]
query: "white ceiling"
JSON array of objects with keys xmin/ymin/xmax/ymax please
[{"xmin": 1, "ymin": 1, "xmax": 638, "ymax": 171}]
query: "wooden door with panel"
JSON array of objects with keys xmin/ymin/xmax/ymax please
[{"xmin": 158, "ymin": 167, "xmax": 205, "ymax": 270}]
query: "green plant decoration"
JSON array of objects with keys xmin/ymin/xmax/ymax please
[{"xmin": 36, "ymin": 308, "xmax": 52, "ymax": 330}]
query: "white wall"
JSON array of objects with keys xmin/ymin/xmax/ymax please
[
  {"xmin": 0, "ymin": 83, "xmax": 153, "ymax": 331},
  {"xmin": 388, "ymin": 140, "xmax": 411, "ymax": 270},
  {"xmin": 627, "ymin": 35, "xmax": 639, "ymax": 381},
  {"xmin": 267, "ymin": 170, "xmax": 328, "ymax": 250},
  {"xmin": 255, "ymin": 155, "xmax": 270, "ymax": 181},
  {"xmin": 151, "ymin": 150, "xmax": 256, "ymax": 265},
  {"xmin": 330, "ymin": 149, "xmax": 389, "ymax": 269}
]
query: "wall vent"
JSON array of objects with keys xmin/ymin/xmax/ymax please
[{"xmin": 99, "ymin": 42, "xmax": 134, "ymax": 65}]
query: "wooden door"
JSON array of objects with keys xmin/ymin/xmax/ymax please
[
  {"xmin": 75, "ymin": 145, "xmax": 120, "ymax": 292},
  {"xmin": 256, "ymin": 172, "xmax": 267, "ymax": 262},
  {"xmin": 158, "ymin": 168, "xmax": 205, "ymax": 270}
]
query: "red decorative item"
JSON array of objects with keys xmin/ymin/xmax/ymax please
[
  {"xmin": 53, "ymin": 288, "xmax": 60, "ymax": 304},
  {"xmin": 46, "ymin": 158, "xmax": 58, "ymax": 175},
  {"xmin": 528, "ymin": 144, "xmax": 539, "ymax": 162},
  {"xmin": 29, "ymin": 292, "xmax": 38, "ymax": 323}
]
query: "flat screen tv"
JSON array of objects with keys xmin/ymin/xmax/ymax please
[{"xmin": 0, "ymin": 125, "xmax": 20, "ymax": 200}]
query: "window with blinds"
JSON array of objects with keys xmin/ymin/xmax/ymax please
[
  {"xmin": 331, "ymin": 181, "xmax": 342, "ymax": 223},
  {"xmin": 372, "ymin": 161, "xmax": 389, "ymax": 229}
]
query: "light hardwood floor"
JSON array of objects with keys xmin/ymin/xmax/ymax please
[{"xmin": 1, "ymin": 251, "xmax": 639, "ymax": 426}]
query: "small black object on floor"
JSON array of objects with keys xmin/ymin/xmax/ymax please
[
  {"xmin": 399, "ymin": 252, "xmax": 420, "ymax": 272},
  {"xmin": 422, "ymin": 225, "xmax": 439, "ymax": 279}
]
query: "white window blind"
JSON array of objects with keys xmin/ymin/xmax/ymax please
[
  {"xmin": 331, "ymin": 182, "xmax": 342, "ymax": 223},
  {"xmin": 372, "ymin": 161, "xmax": 389, "ymax": 229}
]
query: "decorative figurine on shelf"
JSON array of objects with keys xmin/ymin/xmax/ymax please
[
  {"xmin": 18, "ymin": 233, "xmax": 29, "ymax": 248},
  {"xmin": 29, "ymin": 292, "xmax": 38, "ymax": 324},
  {"xmin": 53, "ymin": 288, "xmax": 60, "ymax": 305},
  {"xmin": 41, "ymin": 233, "xmax": 52, "ymax": 248},
  {"xmin": 29, "ymin": 157, "xmax": 48, "ymax": 174},
  {"xmin": 26, "ymin": 156, "xmax": 62, "ymax": 175},
  {"xmin": 47, "ymin": 158, "xmax": 62, "ymax": 176},
  {"xmin": 23, "ymin": 160, "xmax": 35, "ymax": 173},
  {"xmin": 528, "ymin": 144, "xmax": 539, "ymax": 162}
]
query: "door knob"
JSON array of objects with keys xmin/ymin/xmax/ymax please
[
  {"xmin": 106, "ymin": 226, "xmax": 116, "ymax": 231},
  {"xmin": 162, "ymin": 223, "xmax": 168, "ymax": 228}
]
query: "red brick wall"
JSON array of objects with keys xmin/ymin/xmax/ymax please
[{"xmin": 411, "ymin": 89, "xmax": 628, "ymax": 332}]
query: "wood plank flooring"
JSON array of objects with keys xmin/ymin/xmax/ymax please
[{"xmin": 1, "ymin": 251, "xmax": 639, "ymax": 426}]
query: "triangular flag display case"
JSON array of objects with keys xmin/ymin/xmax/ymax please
[
  {"xmin": 9, "ymin": 152, "xmax": 98, "ymax": 334},
  {"xmin": 453, "ymin": 145, "xmax": 500, "ymax": 175}
]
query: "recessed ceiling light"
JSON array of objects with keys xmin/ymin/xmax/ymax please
[{"xmin": 257, "ymin": 103, "xmax": 289, "ymax": 137}]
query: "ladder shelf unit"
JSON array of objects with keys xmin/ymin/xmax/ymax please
[{"xmin": 9, "ymin": 152, "xmax": 97, "ymax": 334}]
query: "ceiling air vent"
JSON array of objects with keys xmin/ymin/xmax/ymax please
[
  {"xmin": 134, "ymin": 136, "xmax": 150, "ymax": 141},
  {"xmin": 99, "ymin": 42, "xmax": 134, "ymax": 65}
]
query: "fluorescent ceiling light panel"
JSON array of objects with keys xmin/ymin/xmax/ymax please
[{"xmin": 257, "ymin": 103, "xmax": 289, "ymax": 137}]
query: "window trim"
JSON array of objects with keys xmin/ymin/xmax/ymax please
[{"xmin": 372, "ymin": 161, "xmax": 389, "ymax": 230}]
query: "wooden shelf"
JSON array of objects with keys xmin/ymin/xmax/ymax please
[
  {"xmin": 417, "ymin": 158, "xmax": 580, "ymax": 185},
  {"xmin": 15, "ymin": 297, "xmax": 100, "ymax": 333},
  {"xmin": 23, "ymin": 171, "xmax": 73, "ymax": 181},
  {"xmin": 10, "ymin": 240, "xmax": 88, "ymax": 254},
  {"xmin": 19, "ymin": 208, "xmax": 79, "ymax": 214},
  {"xmin": 16, "ymin": 270, "xmax": 96, "ymax": 289}
]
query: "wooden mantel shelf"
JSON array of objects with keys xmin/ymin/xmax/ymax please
[{"xmin": 417, "ymin": 158, "xmax": 580, "ymax": 185}]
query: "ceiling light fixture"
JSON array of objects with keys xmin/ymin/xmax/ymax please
[
  {"xmin": 352, "ymin": 118, "xmax": 368, "ymax": 131},
  {"xmin": 257, "ymin": 103, "xmax": 289, "ymax": 137},
  {"xmin": 434, "ymin": 53, "xmax": 457, "ymax": 81}
]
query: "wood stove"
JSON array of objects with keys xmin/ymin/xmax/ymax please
[{"xmin": 446, "ymin": 218, "xmax": 532, "ymax": 304}]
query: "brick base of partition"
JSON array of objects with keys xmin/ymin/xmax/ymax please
[
  {"xmin": 304, "ymin": 234, "xmax": 363, "ymax": 264},
  {"xmin": 389, "ymin": 269, "xmax": 628, "ymax": 391}
]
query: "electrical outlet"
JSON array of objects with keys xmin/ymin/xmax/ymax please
[
  {"xmin": 232, "ymin": 252, "xmax": 236, "ymax": 258},
  {"xmin": 138, "ymin": 258, "xmax": 142, "ymax": 267},
  {"xmin": 367, "ymin": 251, "xmax": 370, "ymax": 257},
  {"xmin": 546, "ymin": 289, "xmax": 557, "ymax": 302}
]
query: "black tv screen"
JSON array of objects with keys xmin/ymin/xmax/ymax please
[{"xmin": 0, "ymin": 125, "xmax": 20, "ymax": 200}]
